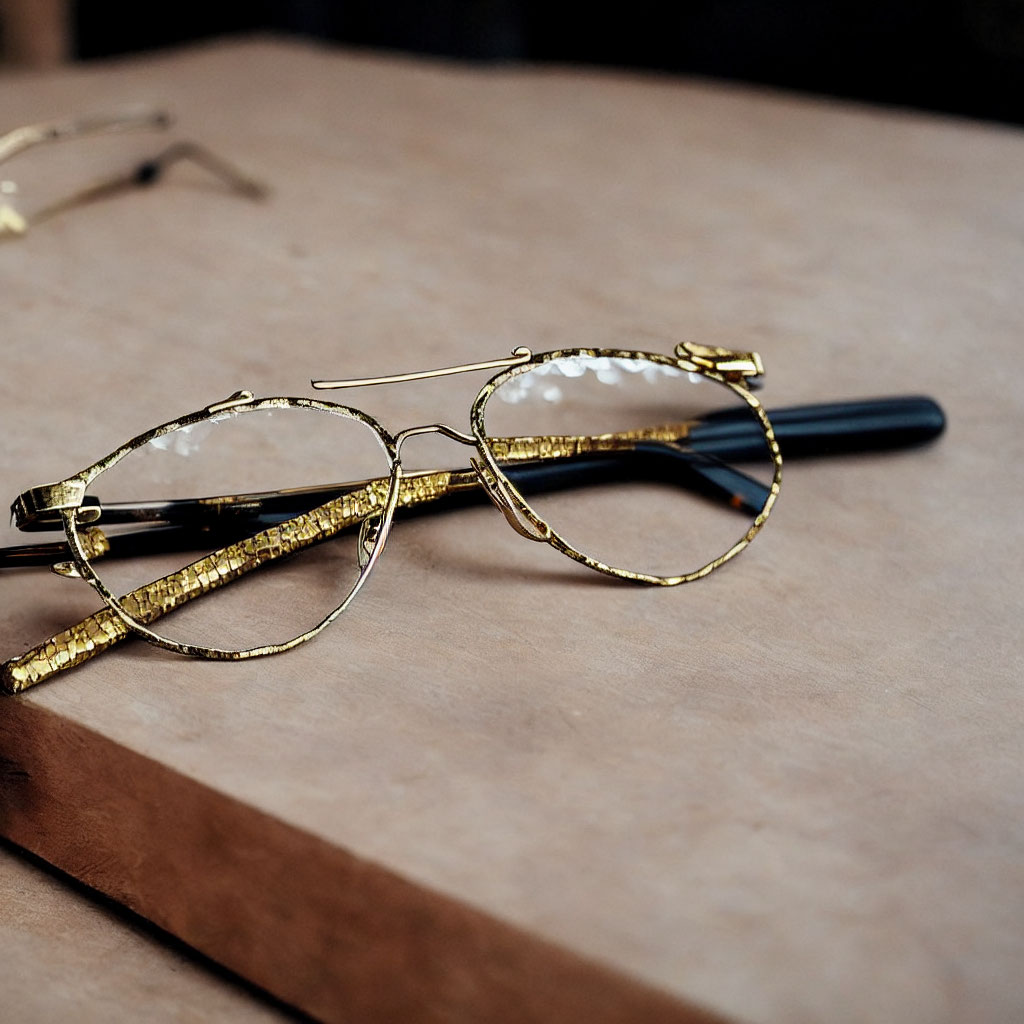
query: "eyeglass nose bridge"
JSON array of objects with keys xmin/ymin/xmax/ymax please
[
  {"xmin": 357, "ymin": 515, "xmax": 383, "ymax": 570},
  {"xmin": 393, "ymin": 422, "xmax": 477, "ymax": 450},
  {"xmin": 392, "ymin": 422, "xmax": 550, "ymax": 543}
]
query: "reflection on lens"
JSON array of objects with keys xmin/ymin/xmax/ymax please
[
  {"xmin": 78, "ymin": 402, "xmax": 393, "ymax": 652},
  {"xmin": 480, "ymin": 354, "xmax": 777, "ymax": 580}
]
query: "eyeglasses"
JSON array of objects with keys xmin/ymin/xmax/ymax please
[
  {"xmin": 0, "ymin": 108, "xmax": 266, "ymax": 239},
  {"xmin": 1, "ymin": 343, "xmax": 945, "ymax": 694}
]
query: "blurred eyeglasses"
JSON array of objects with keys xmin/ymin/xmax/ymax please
[{"xmin": 0, "ymin": 107, "xmax": 266, "ymax": 238}]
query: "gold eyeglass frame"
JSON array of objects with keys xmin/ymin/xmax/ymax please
[
  {"xmin": 3, "ymin": 342, "xmax": 781, "ymax": 693},
  {"xmin": 0, "ymin": 108, "xmax": 266, "ymax": 239}
]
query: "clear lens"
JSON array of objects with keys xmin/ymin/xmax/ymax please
[
  {"xmin": 480, "ymin": 354, "xmax": 776, "ymax": 579},
  {"xmin": 77, "ymin": 403, "xmax": 393, "ymax": 651}
]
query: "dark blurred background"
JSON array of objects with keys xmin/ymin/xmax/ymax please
[{"xmin": 14, "ymin": 1, "xmax": 1024, "ymax": 125}]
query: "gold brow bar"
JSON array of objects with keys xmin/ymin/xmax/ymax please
[{"xmin": 2, "ymin": 423, "xmax": 695, "ymax": 692}]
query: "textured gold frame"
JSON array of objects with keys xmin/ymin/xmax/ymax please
[
  {"xmin": 470, "ymin": 345, "xmax": 781, "ymax": 585},
  {"xmin": 29, "ymin": 398, "xmax": 401, "ymax": 664},
  {"xmin": 3, "ymin": 343, "xmax": 781, "ymax": 693}
]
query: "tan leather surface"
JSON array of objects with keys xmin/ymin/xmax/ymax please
[{"xmin": 1, "ymin": 38, "xmax": 1022, "ymax": 1023}]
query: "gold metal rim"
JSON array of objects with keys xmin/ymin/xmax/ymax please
[
  {"xmin": 469, "ymin": 347, "xmax": 783, "ymax": 585},
  {"xmin": 63, "ymin": 396, "xmax": 401, "ymax": 660}
]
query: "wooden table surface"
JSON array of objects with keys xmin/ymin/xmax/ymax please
[
  {"xmin": 0, "ymin": 839, "xmax": 299, "ymax": 1021},
  {"xmin": 1, "ymin": 38, "xmax": 1022, "ymax": 1024}
]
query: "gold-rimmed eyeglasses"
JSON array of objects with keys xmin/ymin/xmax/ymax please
[
  {"xmin": 2, "ymin": 342, "xmax": 783, "ymax": 692},
  {"xmin": 0, "ymin": 108, "xmax": 266, "ymax": 239}
]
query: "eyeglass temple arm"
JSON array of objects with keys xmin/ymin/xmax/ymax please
[
  {"xmin": 23, "ymin": 141, "xmax": 268, "ymax": 231},
  {"xmin": 696, "ymin": 395, "xmax": 945, "ymax": 456},
  {"xmin": 0, "ymin": 109, "xmax": 172, "ymax": 165}
]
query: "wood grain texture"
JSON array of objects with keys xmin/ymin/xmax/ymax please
[{"xmin": 1, "ymin": 38, "xmax": 1023, "ymax": 1023}]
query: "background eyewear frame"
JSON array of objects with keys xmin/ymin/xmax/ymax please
[{"xmin": 0, "ymin": 107, "xmax": 266, "ymax": 238}]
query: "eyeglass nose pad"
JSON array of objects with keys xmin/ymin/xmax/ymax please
[
  {"xmin": 0, "ymin": 202, "xmax": 28, "ymax": 238},
  {"xmin": 470, "ymin": 457, "xmax": 550, "ymax": 543},
  {"xmin": 50, "ymin": 526, "xmax": 110, "ymax": 578},
  {"xmin": 357, "ymin": 514, "xmax": 384, "ymax": 570}
]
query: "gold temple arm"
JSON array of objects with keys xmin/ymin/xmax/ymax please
[
  {"xmin": 1, "ymin": 420, "xmax": 703, "ymax": 693},
  {"xmin": 484, "ymin": 422, "xmax": 694, "ymax": 461}
]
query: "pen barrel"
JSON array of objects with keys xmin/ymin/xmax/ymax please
[{"xmin": 690, "ymin": 397, "xmax": 946, "ymax": 461}]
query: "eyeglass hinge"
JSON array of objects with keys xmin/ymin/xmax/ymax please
[
  {"xmin": 11, "ymin": 481, "xmax": 100, "ymax": 531},
  {"xmin": 675, "ymin": 342, "xmax": 764, "ymax": 385}
]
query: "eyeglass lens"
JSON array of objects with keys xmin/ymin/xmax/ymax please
[
  {"xmin": 75, "ymin": 404, "xmax": 393, "ymax": 652},
  {"xmin": 480, "ymin": 355, "xmax": 776, "ymax": 579}
]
